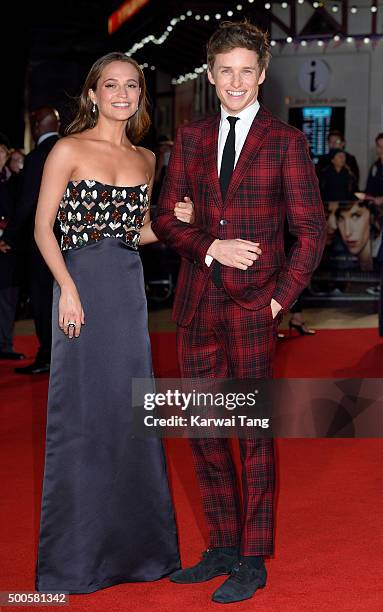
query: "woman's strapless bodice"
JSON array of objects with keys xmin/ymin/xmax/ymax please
[{"xmin": 58, "ymin": 179, "xmax": 149, "ymax": 251}]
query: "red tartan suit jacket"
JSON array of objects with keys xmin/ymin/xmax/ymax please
[{"xmin": 152, "ymin": 105, "xmax": 327, "ymax": 327}]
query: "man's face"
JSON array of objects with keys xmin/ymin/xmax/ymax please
[
  {"xmin": 376, "ymin": 138, "xmax": 383, "ymax": 160},
  {"xmin": 207, "ymin": 47, "xmax": 265, "ymax": 115},
  {"xmin": 328, "ymin": 135, "xmax": 344, "ymax": 150},
  {"xmin": 337, "ymin": 203, "xmax": 371, "ymax": 256}
]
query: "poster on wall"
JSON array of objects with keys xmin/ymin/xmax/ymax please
[{"xmin": 313, "ymin": 194, "xmax": 383, "ymax": 295}]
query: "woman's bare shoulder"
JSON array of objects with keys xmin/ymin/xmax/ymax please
[
  {"xmin": 137, "ymin": 145, "xmax": 155, "ymax": 160},
  {"xmin": 137, "ymin": 146, "xmax": 156, "ymax": 169},
  {"xmin": 51, "ymin": 134, "xmax": 88, "ymax": 153}
]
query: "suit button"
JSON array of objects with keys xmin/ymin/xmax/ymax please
[{"xmin": 219, "ymin": 219, "xmax": 228, "ymax": 226}]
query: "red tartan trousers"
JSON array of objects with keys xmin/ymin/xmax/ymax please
[{"xmin": 177, "ymin": 281, "xmax": 279, "ymax": 556}]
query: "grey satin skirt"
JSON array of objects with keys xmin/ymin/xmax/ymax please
[{"xmin": 36, "ymin": 239, "xmax": 180, "ymax": 594}]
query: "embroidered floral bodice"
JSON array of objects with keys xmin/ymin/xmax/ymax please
[{"xmin": 58, "ymin": 180, "xmax": 149, "ymax": 251}]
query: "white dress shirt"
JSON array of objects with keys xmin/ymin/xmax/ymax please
[
  {"xmin": 205, "ymin": 100, "xmax": 260, "ymax": 267},
  {"xmin": 217, "ymin": 100, "xmax": 260, "ymax": 174}
]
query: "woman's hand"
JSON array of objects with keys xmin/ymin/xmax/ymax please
[
  {"xmin": 174, "ymin": 196, "xmax": 195, "ymax": 224},
  {"xmin": 58, "ymin": 284, "xmax": 85, "ymax": 339}
]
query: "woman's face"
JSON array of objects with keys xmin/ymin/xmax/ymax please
[
  {"xmin": 331, "ymin": 152, "xmax": 346, "ymax": 168},
  {"xmin": 337, "ymin": 203, "xmax": 371, "ymax": 255},
  {"xmin": 90, "ymin": 61, "xmax": 141, "ymax": 123},
  {"xmin": 9, "ymin": 151, "xmax": 24, "ymax": 173}
]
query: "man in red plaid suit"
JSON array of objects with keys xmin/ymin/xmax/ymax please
[{"xmin": 152, "ymin": 21, "xmax": 326, "ymax": 604}]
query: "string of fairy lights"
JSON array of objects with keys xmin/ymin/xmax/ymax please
[{"xmin": 127, "ymin": 1, "xmax": 383, "ymax": 85}]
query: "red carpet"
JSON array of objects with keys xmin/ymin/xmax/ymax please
[{"xmin": 1, "ymin": 331, "xmax": 383, "ymax": 611}]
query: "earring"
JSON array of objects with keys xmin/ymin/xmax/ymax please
[{"xmin": 92, "ymin": 103, "xmax": 96, "ymax": 114}]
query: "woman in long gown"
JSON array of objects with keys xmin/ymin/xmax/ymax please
[{"xmin": 34, "ymin": 52, "xmax": 193, "ymax": 594}]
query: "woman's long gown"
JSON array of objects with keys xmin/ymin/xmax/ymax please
[{"xmin": 36, "ymin": 180, "xmax": 180, "ymax": 594}]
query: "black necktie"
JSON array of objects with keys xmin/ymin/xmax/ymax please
[
  {"xmin": 219, "ymin": 116, "xmax": 239, "ymax": 199},
  {"xmin": 212, "ymin": 116, "xmax": 239, "ymax": 288}
]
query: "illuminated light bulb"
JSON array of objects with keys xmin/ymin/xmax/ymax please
[
  {"xmin": 301, "ymin": 40, "xmax": 307, "ymax": 46},
  {"xmin": 270, "ymin": 40, "xmax": 277, "ymax": 46},
  {"xmin": 333, "ymin": 34, "xmax": 340, "ymax": 41},
  {"xmin": 331, "ymin": 4, "xmax": 339, "ymax": 12},
  {"xmin": 195, "ymin": 14, "xmax": 201, "ymax": 20},
  {"xmin": 186, "ymin": 10, "xmax": 192, "ymax": 16},
  {"xmin": 317, "ymin": 40, "xmax": 324, "ymax": 46},
  {"xmin": 227, "ymin": 10, "xmax": 234, "ymax": 16},
  {"xmin": 371, "ymin": 5, "xmax": 377, "ymax": 12},
  {"xmin": 237, "ymin": 4, "xmax": 243, "ymax": 9},
  {"xmin": 215, "ymin": 13, "xmax": 221, "ymax": 19},
  {"xmin": 265, "ymin": 3, "xmax": 271, "ymax": 8},
  {"xmin": 204, "ymin": 15, "xmax": 210, "ymax": 20},
  {"xmin": 286, "ymin": 36, "xmax": 293, "ymax": 43},
  {"xmin": 364, "ymin": 37, "xmax": 370, "ymax": 44},
  {"xmin": 281, "ymin": 2, "xmax": 288, "ymax": 7},
  {"xmin": 350, "ymin": 6, "xmax": 357, "ymax": 13},
  {"xmin": 346, "ymin": 36, "xmax": 353, "ymax": 43}
]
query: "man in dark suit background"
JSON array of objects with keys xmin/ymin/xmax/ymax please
[
  {"xmin": 153, "ymin": 21, "xmax": 326, "ymax": 604},
  {"xmin": 0, "ymin": 107, "xmax": 60, "ymax": 373}
]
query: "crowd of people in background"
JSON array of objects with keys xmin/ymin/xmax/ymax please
[
  {"xmin": 1, "ymin": 114, "xmax": 383, "ymax": 365},
  {"xmin": 317, "ymin": 130, "xmax": 383, "ymax": 264},
  {"xmin": 0, "ymin": 109, "xmax": 60, "ymax": 368}
]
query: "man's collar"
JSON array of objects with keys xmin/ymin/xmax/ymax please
[
  {"xmin": 220, "ymin": 100, "xmax": 260, "ymax": 125},
  {"xmin": 37, "ymin": 132, "xmax": 59, "ymax": 146}
]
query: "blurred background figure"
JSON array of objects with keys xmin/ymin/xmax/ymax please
[
  {"xmin": 8, "ymin": 149, "xmax": 25, "ymax": 175},
  {"xmin": 319, "ymin": 148, "xmax": 359, "ymax": 202},
  {"xmin": 0, "ymin": 143, "xmax": 11, "ymax": 182},
  {"xmin": 316, "ymin": 130, "xmax": 359, "ymax": 184},
  {"xmin": 152, "ymin": 134, "xmax": 174, "ymax": 208},
  {"xmin": 277, "ymin": 225, "xmax": 317, "ymax": 339},
  {"xmin": 364, "ymin": 133, "xmax": 383, "ymax": 328},
  {"xmin": 0, "ymin": 141, "xmax": 25, "ymax": 360},
  {"xmin": 365, "ymin": 133, "xmax": 383, "ymax": 206},
  {"xmin": 0, "ymin": 107, "xmax": 60, "ymax": 373},
  {"xmin": 142, "ymin": 134, "xmax": 177, "ymax": 304}
]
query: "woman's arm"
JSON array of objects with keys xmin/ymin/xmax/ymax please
[
  {"xmin": 34, "ymin": 139, "xmax": 84, "ymax": 338},
  {"xmin": 139, "ymin": 149, "xmax": 195, "ymax": 245}
]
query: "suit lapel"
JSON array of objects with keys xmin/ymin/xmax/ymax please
[
  {"xmin": 202, "ymin": 113, "xmax": 223, "ymax": 209},
  {"xmin": 224, "ymin": 105, "xmax": 273, "ymax": 205}
]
